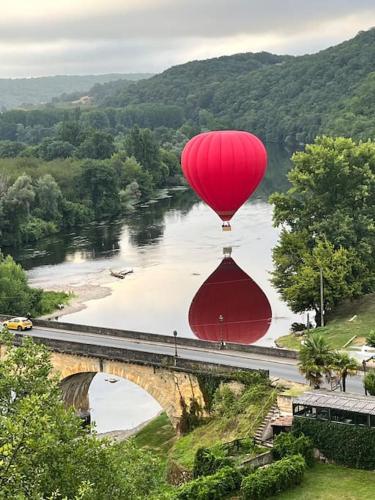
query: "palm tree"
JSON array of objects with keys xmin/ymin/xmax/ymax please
[
  {"xmin": 330, "ymin": 352, "xmax": 358, "ymax": 392},
  {"xmin": 298, "ymin": 333, "xmax": 333, "ymax": 388}
]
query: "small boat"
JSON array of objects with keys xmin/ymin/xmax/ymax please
[{"xmin": 110, "ymin": 269, "xmax": 134, "ymax": 279}]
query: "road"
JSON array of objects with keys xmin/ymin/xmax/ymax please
[{"xmin": 27, "ymin": 326, "xmax": 365, "ymax": 395}]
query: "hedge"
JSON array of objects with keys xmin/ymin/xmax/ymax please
[
  {"xmin": 293, "ymin": 417, "xmax": 375, "ymax": 470},
  {"xmin": 193, "ymin": 447, "xmax": 233, "ymax": 478},
  {"xmin": 273, "ymin": 432, "xmax": 314, "ymax": 467},
  {"xmin": 175, "ymin": 466, "xmax": 242, "ymax": 500},
  {"xmin": 240, "ymin": 454, "xmax": 306, "ymax": 499}
]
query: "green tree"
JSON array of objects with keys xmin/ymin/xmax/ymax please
[
  {"xmin": 124, "ymin": 126, "xmax": 163, "ymax": 184},
  {"xmin": 78, "ymin": 160, "xmax": 121, "ymax": 217},
  {"xmin": 0, "ymin": 174, "xmax": 35, "ymax": 245},
  {"xmin": 330, "ymin": 352, "xmax": 358, "ymax": 392},
  {"xmin": 298, "ymin": 333, "xmax": 333, "ymax": 388},
  {"xmin": 34, "ymin": 174, "xmax": 63, "ymax": 222},
  {"xmin": 0, "ymin": 253, "xmax": 41, "ymax": 316},
  {"xmin": 271, "ymin": 137, "xmax": 375, "ymax": 319},
  {"xmin": 76, "ymin": 130, "xmax": 115, "ymax": 160},
  {"xmin": 0, "ymin": 331, "xmax": 165, "ymax": 499}
]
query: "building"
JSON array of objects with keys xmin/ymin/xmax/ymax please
[{"xmin": 293, "ymin": 391, "xmax": 375, "ymax": 428}]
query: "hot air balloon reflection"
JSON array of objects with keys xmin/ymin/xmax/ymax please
[
  {"xmin": 188, "ymin": 255, "xmax": 272, "ymax": 345},
  {"xmin": 181, "ymin": 131, "xmax": 267, "ymax": 230}
]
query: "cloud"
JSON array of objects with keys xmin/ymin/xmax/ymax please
[{"xmin": 0, "ymin": 0, "xmax": 374, "ymax": 77}]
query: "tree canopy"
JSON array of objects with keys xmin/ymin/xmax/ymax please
[{"xmin": 271, "ymin": 136, "xmax": 375, "ymax": 320}]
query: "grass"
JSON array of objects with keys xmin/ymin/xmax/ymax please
[
  {"xmin": 38, "ymin": 290, "xmax": 73, "ymax": 316},
  {"xmin": 133, "ymin": 412, "xmax": 176, "ymax": 460},
  {"xmin": 170, "ymin": 385, "xmax": 277, "ymax": 470},
  {"xmin": 276, "ymin": 463, "xmax": 375, "ymax": 499},
  {"xmin": 277, "ymin": 293, "xmax": 375, "ymax": 351}
]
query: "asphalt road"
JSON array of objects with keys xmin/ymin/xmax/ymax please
[{"xmin": 27, "ymin": 326, "xmax": 365, "ymax": 395}]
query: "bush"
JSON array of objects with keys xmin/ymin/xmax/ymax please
[
  {"xmin": 193, "ymin": 446, "xmax": 232, "ymax": 478},
  {"xmin": 293, "ymin": 417, "xmax": 375, "ymax": 469},
  {"xmin": 273, "ymin": 432, "xmax": 314, "ymax": 466},
  {"xmin": 366, "ymin": 330, "xmax": 375, "ymax": 348},
  {"xmin": 176, "ymin": 466, "xmax": 242, "ymax": 500},
  {"xmin": 364, "ymin": 370, "xmax": 375, "ymax": 396},
  {"xmin": 240, "ymin": 454, "xmax": 306, "ymax": 499}
]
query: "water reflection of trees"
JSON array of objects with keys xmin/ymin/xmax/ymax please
[
  {"xmin": 9, "ymin": 220, "xmax": 123, "ymax": 269},
  {"xmin": 125, "ymin": 188, "xmax": 198, "ymax": 247}
]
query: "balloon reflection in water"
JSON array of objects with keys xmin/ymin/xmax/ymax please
[{"xmin": 188, "ymin": 254, "xmax": 272, "ymax": 344}]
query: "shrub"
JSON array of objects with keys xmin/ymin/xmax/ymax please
[
  {"xmin": 176, "ymin": 466, "xmax": 242, "ymax": 500},
  {"xmin": 193, "ymin": 446, "xmax": 232, "ymax": 478},
  {"xmin": 273, "ymin": 432, "xmax": 314, "ymax": 466},
  {"xmin": 240, "ymin": 454, "xmax": 306, "ymax": 499},
  {"xmin": 364, "ymin": 370, "xmax": 375, "ymax": 396},
  {"xmin": 366, "ymin": 330, "xmax": 375, "ymax": 348},
  {"xmin": 293, "ymin": 417, "xmax": 375, "ymax": 469}
]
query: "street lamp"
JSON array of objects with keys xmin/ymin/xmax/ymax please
[
  {"xmin": 319, "ymin": 266, "xmax": 324, "ymax": 327},
  {"xmin": 218, "ymin": 314, "xmax": 225, "ymax": 350},
  {"xmin": 173, "ymin": 330, "xmax": 178, "ymax": 361}
]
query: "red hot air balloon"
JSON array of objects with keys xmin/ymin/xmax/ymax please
[
  {"xmin": 188, "ymin": 255, "xmax": 272, "ymax": 344},
  {"xmin": 181, "ymin": 131, "xmax": 267, "ymax": 230}
]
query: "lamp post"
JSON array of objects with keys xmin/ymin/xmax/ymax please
[
  {"xmin": 173, "ymin": 330, "xmax": 178, "ymax": 363},
  {"xmin": 218, "ymin": 314, "xmax": 225, "ymax": 349},
  {"xmin": 319, "ymin": 266, "xmax": 324, "ymax": 327}
]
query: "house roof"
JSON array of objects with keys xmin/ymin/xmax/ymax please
[{"xmin": 293, "ymin": 391, "xmax": 375, "ymax": 416}]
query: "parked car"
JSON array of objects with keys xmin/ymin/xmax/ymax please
[{"xmin": 2, "ymin": 317, "xmax": 33, "ymax": 331}]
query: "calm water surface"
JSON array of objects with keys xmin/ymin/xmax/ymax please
[{"xmin": 10, "ymin": 145, "xmax": 303, "ymax": 431}]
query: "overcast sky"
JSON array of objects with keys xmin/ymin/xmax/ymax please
[{"xmin": 1, "ymin": 0, "xmax": 375, "ymax": 78}]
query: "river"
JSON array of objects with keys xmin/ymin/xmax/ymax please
[{"xmin": 9, "ymin": 144, "xmax": 304, "ymax": 432}]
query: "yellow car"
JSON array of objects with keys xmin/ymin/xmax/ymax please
[{"xmin": 2, "ymin": 317, "xmax": 33, "ymax": 331}]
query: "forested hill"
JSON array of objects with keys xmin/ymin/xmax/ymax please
[
  {"xmin": 89, "ymin": 28, "xmax": 375, "ymax": 145},
  {"xmin": 0, "ymin": 73, "xmax": 153, "ymax": 110}
]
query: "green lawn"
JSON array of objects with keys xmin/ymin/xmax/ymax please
[
  {"xmin": 133, "ymin": 412, "xmax": 176, "ymax": 460},
  {"xmin": 277, "ymin": 293, "xmax": 375, "ymax": 350},
  {"xmin": 276, "ymin": 463, "xmax": 375, "ymax": 499}
]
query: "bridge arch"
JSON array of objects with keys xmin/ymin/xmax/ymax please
[{"xmin": 52, "ymin": 352, "xmax": 205, "ymax": 430}]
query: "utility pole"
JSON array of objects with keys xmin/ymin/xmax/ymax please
[{"xmin": 320, "ymin": 267, "xmax": 324, "ymax": 327}]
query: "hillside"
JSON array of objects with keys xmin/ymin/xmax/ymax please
[
  {"xmin": 90, "ymin": 28, "xmax": 375, "ymax": 145},
  {"xmin": 0, "ymin": 73, "xmax": 153, "ymax": 110}
]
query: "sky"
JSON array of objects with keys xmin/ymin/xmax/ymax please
[{"xmin": 1, "ymin": 0, "xmax": 375, "ymax": 78}]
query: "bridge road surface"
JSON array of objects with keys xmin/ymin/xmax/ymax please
[{"xmin": 27, "ymin": 326, "xmax": 365, "ymax": 395}]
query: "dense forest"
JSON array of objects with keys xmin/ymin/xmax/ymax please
[
  {"xmin": 84, "ymin": 28, "xmax": 375, "ymax": 145},
  {"xmin": 0, "ymin": 73, "xmax": 152, "ymax": 110}
]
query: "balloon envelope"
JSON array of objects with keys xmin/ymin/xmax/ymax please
[
  {"xmin": 181, "ymin": 131, "xmax": 267, "ymax": 221},
  {"xmin": 188, "ymin": 257, "xmax": 272, "ymax": 344}
]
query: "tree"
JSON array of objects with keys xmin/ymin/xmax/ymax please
[
  {"xmin": 76, "ymin": 130, "xmax": 115, "ymax": 160},
  {"xmin": 0, "ymin": 253, "xmax": 42, "ymax": 316},
  {"xmin": 364, "ymin": 370, "xmax": 375, "ymax": 396},
  {"xmin": 124, "ymin": 126, "xmax": 163, "ymax": 184},
  {"xmin": 0, "ymin": 175, "xmax": 35, "ymax": 245},
  {"xmin": 0, "ymin": 331, "xmax": 165, "ymax": 499},
  {"xmin": 34, "ymin": 174, "xmax": 63, "ymax": 222},
  {"xmin": 298, "ymin": 333, "xmax": 333, "ymax": 388},
  {"xmin": 271, "ymin": 137, "xmax": 375, "ymax": 320},
  {"xmin": 78, "ymin": 160, "xmax": 121, "ymax": 217},
  {"xmin": 330, "ymin": 352, "xmax": 358, "ymax": 392},
  {"xmin": 272, "ymin": 236, "xmax": 358, "ymax": 324}
]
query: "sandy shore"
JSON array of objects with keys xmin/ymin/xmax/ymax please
[{"xmin": 40, "ymin": 283, "xmax": 112, "ymax": 320}]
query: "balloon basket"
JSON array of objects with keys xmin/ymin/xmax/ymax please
[{"xmin": 222, "ymin": 224, "xmax": 231, "ymax": 232}]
